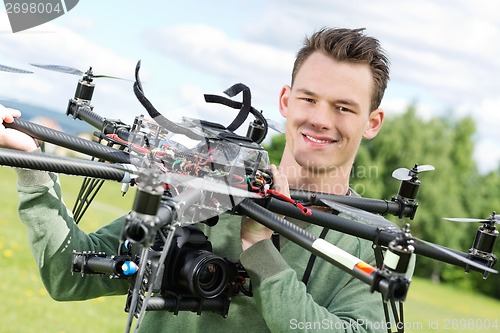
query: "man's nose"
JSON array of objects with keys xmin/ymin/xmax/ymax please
[{"xmin": 308, "ymin": 103, "xmax": 333, "ymax": 130}]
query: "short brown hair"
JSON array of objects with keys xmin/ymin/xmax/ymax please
[{"xmin": 292, "ymin": 27, "xmax": 390, "ymax": 111}]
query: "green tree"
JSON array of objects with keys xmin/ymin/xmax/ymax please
[
  {"xmin": 353, "ymin": 106, "xmax": 499, "ymax": 295},
  {"xmin": 264, "ymin": 133, "xmax": 286, "ymax": 166}
]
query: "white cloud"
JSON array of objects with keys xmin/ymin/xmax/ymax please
[
  {"xmin": 475, "ymin": 139, "xmax": 500, "ymax": 174},
  {"xmin": 143, "ymin": 24, "xmax": 294, "ymax": 106},
  {"xmin": 255, "ymin": 0, "xmax": 500, "ymax": 105},
  {"xmin": 0, "ymin": 18, "xmax": 141, "ymax": 124}
]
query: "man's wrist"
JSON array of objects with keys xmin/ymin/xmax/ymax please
[
  {"xmin": 241, "ymin": 216, "xmax": 273, "ymax": 251},
  {"xmin": 240, "ymin": 239, "xmax": 289, "ymax": 287}
]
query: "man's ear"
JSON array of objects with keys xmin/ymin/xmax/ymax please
[
  {"xmin": 279, "ymin": 85, "xmax": 291, "ymax": 118},
  {"xmin": 363, "ymin": 108, "xmax": 384, "ymax": 140}
]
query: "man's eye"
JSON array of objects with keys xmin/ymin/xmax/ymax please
[
  {"xmin": 338, "ymin": 106, "xmax": 352, "ymax": 113},
  {"xmin": 301, "ymin": 98, "xmax": 315, "ymax": 103}
]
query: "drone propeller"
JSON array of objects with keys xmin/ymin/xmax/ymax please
[
  {"xmin": 321, "ymin": 200, "xmax": 497, "ymax": 274},
  {"xmin": 0, "ymin": 64, "xmax": 33, "ymax": 74},
  {"xmin": 161, "ymin": 172, "xmax": 261, "ymax": 199},
  {"xmin": 266, "ymin": 119, "xmax": 285, "ymax": 133},
  {"xmin": 102, "ymin": 160, "xmax": 261, "ymax": 200},
  {"xmin": 445, "ymin": 218, "xmax": 493, "ymax": 223},
  {"xmin": 321, "ymin": 199, "xmax": 399, "ymax": 229},
  {"xmin": 392, "ymin": 164, "xmax": 435, "ymax": 181},
  {"xmin": 444, "ymin": 211, "xmax": 500, "ymax": 224},
  {"xmin": 29, "ymin": 63, "xmax": 128, "ymax": 80},
  {"xmin": 444, "ymin": 211, "xmax": 498, "ymax": 278},
  {"xmin": 412, "ymin": 236, "xmax": 496, "ymax": 274}
]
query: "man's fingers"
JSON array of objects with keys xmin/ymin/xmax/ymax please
[
  {"xmin": 270, "ymin": 164, "xmax": 290, "ymax": 197},
  {"xmin": 0, "ymin": 105, "xmax": 21, "ymax": 124}
]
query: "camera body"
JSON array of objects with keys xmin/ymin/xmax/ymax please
[
  {"xmin": 156, "ymin": 225, "xmax": 238, "ymax": 299},
  {"xmin": 73, "ymin": 221, "xmax": 248, "ymax": 316},
  {"xmin": 118, "ymin": 223, "xmax": 248, "ymax": 316}
]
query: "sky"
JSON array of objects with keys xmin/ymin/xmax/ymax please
[{"xmin": 0, "ymin": 0, "xmax": 499, "ymax": 173}]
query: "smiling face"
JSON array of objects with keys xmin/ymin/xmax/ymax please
[{"xmin": 279, "ymin": 51, "xmax": 384, "ymax": 182}]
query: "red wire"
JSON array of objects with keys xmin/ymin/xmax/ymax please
[
  {"xmin": 266, "ymin": 189, "xmax": 312, "ymax": 216},
  {"xmin": 106, "ymin": 134, "xmax": 151, "ymax": 154}
]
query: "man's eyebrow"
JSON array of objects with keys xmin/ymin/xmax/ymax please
[
  {"xmin": 295, "ymin": 88, "xmax": 361, "ymax": 108},
  {"xmin": 295, "ymin": 88, "xmax": 318, "ymax": 97},
  {"xmin": 336, "ymin": 99, "xmax": 360, "ymax": 108}
]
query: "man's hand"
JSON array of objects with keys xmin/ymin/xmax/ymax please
[
  {"xmin": 241, "ymin": 164, "xmax": 290, "ymax": 251},
  {"xmin": 0, "ymin": 105, "xmax": 38, "ymax": 152}
]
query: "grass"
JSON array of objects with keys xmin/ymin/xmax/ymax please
[
  {"xmin": 0, "ymin": 167, "xmax": 131, "ymax": 333},
  {"xmin": 1, "ymin": 166, "xmax": 499, "ymax": 332},
  {"xmin": 404, "ymin": 278, "xmax": 499, "ymax": 332}
]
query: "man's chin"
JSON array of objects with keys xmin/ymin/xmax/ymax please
[
  {"xmin": 295, "ymin": 158, "xmax": 333, "ymax": 173},
  {"xmin": 294, "ymin": 155, "xmax": 350, "ymax": 174}
]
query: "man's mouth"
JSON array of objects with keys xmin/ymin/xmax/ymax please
[{"xmin": 303, "ymin": 134, "xmax": 336, "ymax": 144}]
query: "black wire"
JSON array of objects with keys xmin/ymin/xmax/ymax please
[{"xmin": 132, "ymin": 61, "xmax": 203, "ymax": 140}]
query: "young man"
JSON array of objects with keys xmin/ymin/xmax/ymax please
[{"xmin": 0, "ymin": 27, "xmax": 389, "ymax": 332}]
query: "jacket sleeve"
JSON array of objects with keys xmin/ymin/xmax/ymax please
[
  {"xmin": 16, "ymin": 169, "xmax": 130, "ymax": 301},
  {"xmin": 240, "ymin": 238, "xmax": 388, "ymax": 333}
]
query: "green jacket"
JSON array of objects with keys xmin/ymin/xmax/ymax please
[{"xmin": 17, "ymin": 169, "xmax": 386, "ymax": 332}]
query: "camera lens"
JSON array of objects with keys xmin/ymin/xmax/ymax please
[
  {"xmin": 181, "ymin": 251, "xmax": 229, "ymax": 298},
  {"xmin": 198, "ymin": 263, "xmax": 218, "ymax": 285}
]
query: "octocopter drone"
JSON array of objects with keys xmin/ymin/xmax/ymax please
[{"xmin": 1, "ymin": 62, "xmax": 497, "ymax": 333}]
